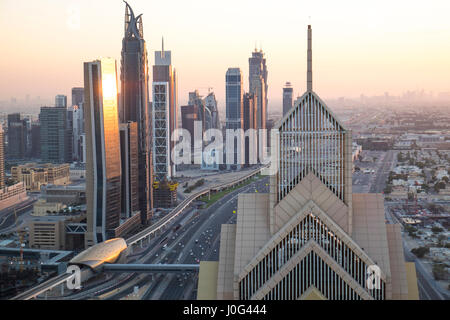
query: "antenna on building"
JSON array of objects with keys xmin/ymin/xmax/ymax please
[{"xmin": 307, "ymin": 25, "xmax": 313, "ymax": 92}]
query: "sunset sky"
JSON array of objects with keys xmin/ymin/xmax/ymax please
[{"xmin": 1, "ymin": 0, "xmax": 450, "ymax": 111}]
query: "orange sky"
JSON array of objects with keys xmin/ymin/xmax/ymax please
[{"xmin": 1, "ymin": 0, "xmax": 450, "ymax": 110}]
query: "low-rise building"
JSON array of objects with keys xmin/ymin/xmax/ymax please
[
  {"xmin": 0, "ymin": 182, "xmax": 28, "ymax": 211},
  {"xmin": 11, "ymin": 163, "xmax": 70, "ymax": 191},
  {"xmin": 32, "ymin": 199, "xmax": 66, "ymax": 216}
]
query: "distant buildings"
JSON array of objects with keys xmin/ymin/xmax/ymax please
[
  {"xmin": 84, "ymin": 58, "xmax": 121, "ymax": 246},
  {"xmin": 0, "ymin": 124, "xmax": 28, "ymax": 211},
  {"xmin": 55, "ymin": 94, "xmax": 67, "ymax": 108},
  {"xmin": 152, "ymin": 39, "xmax": 177, "ymax": 181},
  {"xmin": 282, "ymin": 82, "xmax": 293, "ymax": 116},
  {"xmin": 121, "ymin": 1, "xmax": 153, "ymax": 222},
  {"xmin": 71, "ymin": 87, "xmax": 85, "ymax": 162},
  {"xmin": 7, "ymin": 113, "xmax": 27, "ymax": 160},
  {"xmin": 225, "ymin": 68, "xmax": 244, "ymax": 170},
  {"xmin": 249, "ymin": 49, "xmax": 268, "ymax": 130},
  {"xmin": 71, "ymin": 87, "xmax": 84, "ymax": 107},
  {"xmin": 243, "ymin": 93, "xmax": 256, "ymax": 166},
  {"xmin": 11, "ymin": 163, "xmax": 70, "ymax": 192},
  {"xmin": 39, "ymin": 106, "xmax": 70, "ymax": 163}
]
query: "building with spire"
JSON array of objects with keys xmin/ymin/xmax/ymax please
[
  {"xmin": 197, "ymin": 25, "xmax": 418, "ymax": 300},
  {"xmin": 120, "ymin": 1, "xmax": 152, "ymax": 223},
  {"xmin": 249, "ymin": 49, "xmax": 268, "ymax": 130},
  {"xmin": 152, "ymin": 38, "xmax": 177, "ymax": 181}
]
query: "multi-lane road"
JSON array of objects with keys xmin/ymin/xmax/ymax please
[{"xmin": 53, "ymin": 174, "xmax": 269, "ymax": 300}]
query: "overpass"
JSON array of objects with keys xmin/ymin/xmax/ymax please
[{"xmin": 126, "ymin": 165, "xmax": 265, "ymax": 247}]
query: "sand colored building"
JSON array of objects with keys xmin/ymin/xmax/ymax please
[
  {"xmin": 11, "ymin": 163, "xmax": 70, "ymax": 192},
  {"xmin": 198, "ymin": 26, "xmax": 418, "ymax": 300}
]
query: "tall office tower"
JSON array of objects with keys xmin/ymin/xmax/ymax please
[
  {"xmin": 71, "ymin": 87, "xmax": 84, "ymax": 107},
  {"xmin": 30, "ymin": 122, "xmax": 41, "ymax": 159},
  {"xmin": 243, "ymin": 93, "xmax": 256, "ymax": 166},
  {"xmin": 225, "ymin": 68, "xmax": 244, "ymax": 170},
  {"xmin": 0, "ymin": 125, "xmax": 4, "ymax": 189},
  {"xmin": 181, "ymin": 104, "xmax": 200, "ymax": 155},
  {"xmin": 55, "ymin": 95, "xmax": 67, "ymax": 108},
  {"xmin": 200, "ymin": 25, "xmax": 418, "ymax": 301},
  {"xmin": 71, "ymin": 87, "xmax": 85, "ymax": 162},
  {"xmin": 121, "ymin": 1, "xmax": 152, "ymax": 223},
  {"xmin": 7, "ymin": 113, "xmax": 27, "ymax": 160},
  {"xmin": 120, "ymin": 122, "xmax": 139, "ymax": 219},
  {"xmin": 204, "ymin": 91, "xmax": 220, "ymax": 130},
  {"xmin": 249, "ymin": 49, "xmax": 268, "ymax": 129},
  {"xmin": 66, "ymin": 107, "xmax": 74, "ymax": 163},
  {"xmin": 72, "ymin": 103, "xmax": 84, "ymax": 161},
  {"xmin": 152, "ymin": 39, "xmax": 177, "ymax": 180},
  {"xmin": 40, "ymin": 106, "xmax": 68, "ymax": 163},
  {"xmin": 84, "ymin": 58, "xmax": 121, "ymax": 247},
  {"xmin": 282, "ymin": 82, "xmax": 293, "ymax": 116}
]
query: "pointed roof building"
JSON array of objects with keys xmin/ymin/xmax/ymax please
[{"xmin": 197, "ymin": 25, "xmax": 419, "ymax": 300}]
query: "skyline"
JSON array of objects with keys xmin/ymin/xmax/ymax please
[{"xmin": 1, "ymin": 0, "xmax": 450, "ymax": 111}]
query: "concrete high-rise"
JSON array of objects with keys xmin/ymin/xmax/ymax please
[
  {"xmin": 84, "ymin": 58, "xmax": 121, "ymax": 247},
  {"xmin": 120, "ymin": 121, "xmax": 139, "ymax": 219},
  {"xmin": 7, "ymin": 113, "xmax": 27, "ymax": 160},
  {"xmin": 204, "ymin": 91, "xmax": 220, "ymax": 130},
  {"xmin": 40, "ymin": 106, "xmax": 69, "ymax": 164},
  {"xmin": 152, "ymin": 39, "xmax": 177, "ymax": 180},
  {"xmin": 282, "ymin": 82, "xmax": 293, "ymax": 116},
  {"xmin": 55, "ymin": 95, "xmax": 67, "ymax": 108},
  {"xmin": 225, "ymin": 68, "xmax": 244, "ymax": 170},
  {"xmin": 199, "ymin": 25, "xmax": 418, "ymax": 301},
  {"xmin": 71, "ymin": 87, "xmax": 84, "ymax": 107},
  {"xmin": 243, "ymin": 93, "xmax": 256, "ymax": 166},
  {"xmin": 121, "ymin": 1, "xmax": 153, "ymax": 223},
  {"xmin": 249, "ymin": 49, "xmax": 268, "ymax": 129}
]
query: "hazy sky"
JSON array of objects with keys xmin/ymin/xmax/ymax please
[{"xmin": 1, "ymin": 0, "xmax": 450, "ymax": 111}]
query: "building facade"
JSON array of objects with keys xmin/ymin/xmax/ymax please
[
  {"xmin": 282, "ymin": 82, "xmax": 293, "ymax": 116},
  {"xmin": 249, "ymin": 49, "xmax": 268, "ymax": 130},
  {"xmin": 40, "ymin": 106, "xmax": 69, "ymax": 163},
  {"xmin": 225, "ymin": 68, "xmax": 244, "ymax": 170},
  {"xmin": 120, "ymin": 121, "xmax": 139, "ymax": 219},
  {"xmin": 7, "ymin": 113, "xmax": 27, "ymax": 160},
  {"xmin": 243, "ymin": 93, "xmax": 256, "ymax": 166},
  {"xmin": 199, "ymin": 25, "xmax": 418, "ymax": 300},
  {"xmin": 84, "ymin": 58, "xmax": 122, "ymax": 247},
  {"xmin": 152, "ymin": 40, "xmax": 177, "ymax": 181},
  {"xmin": 121, "ymin": 1, "xmax": 153, "ymax": 223}
]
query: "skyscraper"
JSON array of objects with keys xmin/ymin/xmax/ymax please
[
  {"xmin": 40, "ymin": 106, "xmax": 68, "ymax": 163},
  {"xmin": 120, "ymin": 121, "xmax": 139, "ymax": 219},
  {"xmin": 204, "ymin": 91, "xmax": 220, "ymax": 130},
  {"xmin": 84, "ymin": 58, "xmax": 121, "ymax": 247},
  {"xmin": 199, "ymin": 25, "xmax": 418, "ymax": 300},
  {"xmin": 225, "ymin": 68, "xmax": 244, "ymax": 170},
  {"xmin": 249, "ymin": 49, "xmax": 268, "ymax": 129},
  {"xmin": 71, "ymin": 87, "xmax": 84, "ymax": 107},
  {"xmin": 55, "ymin": 95, "xmax": 67, "ymax": 108},
  {"xmin": 152, "ymin": 39, "xmax": 177, "ymax": 180},
  {"xmin": 121, "ymin": 1, "xmax": 152, "ymax": 223},
  {"xmin": 282, "ymin": 82, "xmax": 293, "ymax": 116},
  {"xmin": 7, "ymin": 113, "xmax": 27, "ymax": 160},
  {"xmin": 243, "ymin": 93, "xmax": 256, "ymax": 166}
]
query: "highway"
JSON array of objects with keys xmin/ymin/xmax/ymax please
[
  {"xmin": 78, "ymin": 174, "xmax": 269, "ymax": 300},
  {"xmin": 369, "ymin": 150, "xmax": 396, "ymax": 193},
  {"xmin": 0, "ymin": 197, "xmax": 36, "ymax": 233}
]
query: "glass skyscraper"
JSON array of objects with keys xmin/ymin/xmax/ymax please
[
  {"xmin": 120, "ymin": 1, "xmax": 152, "ymax": 222},
  {"xmin": 84, "ymin": 58, "xmax": 121, "ymax": 246}
]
